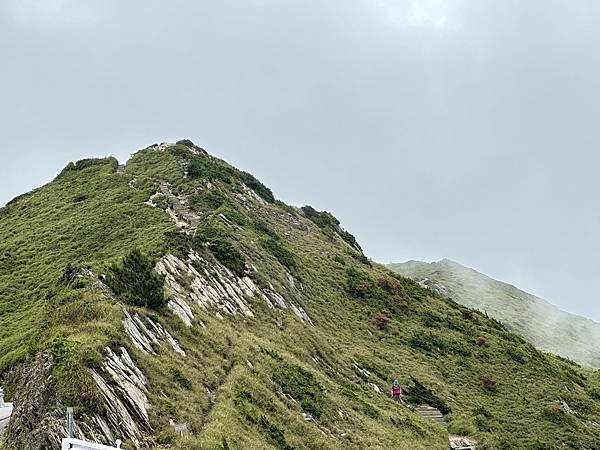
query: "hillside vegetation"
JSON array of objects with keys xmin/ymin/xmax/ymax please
[
  {"xmin": 1, "ymin": 142, "xmax": 600, "ymax": 449},
  {"xmin": 388, "ymin": 259, "xmax": 600, "ymax": 368}
]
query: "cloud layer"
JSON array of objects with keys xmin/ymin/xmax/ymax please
[{"xmin": 1, "ymin": 0, "xmax": 598, "ymax": 318}]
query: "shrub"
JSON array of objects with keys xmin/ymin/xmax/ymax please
[
  {"xmin": 235, "ymin": 385, "xmax": 293, "ymax": 450},
  {"xmin": 333, "ymin": 254, "xmax": 346, "ymax": 265},
  {"xmin": 372, "ymin": 312, "xmax": 391, "ymax": 330},
  {"xmin": 474, "ymin": 413, "xmax": 493, "ymax": 431},
  {"xmin": 170, "ymin": 367, "xmax": 192, "ymax": 390},
  {"xmin": 240, "ymin": 171, "xmax": 275, "ymax": 203},
  {"xmin": 189, "ymin": 190, "xmax": 227, "ymax": 211},
  {"xmin": 194, "ymin": 219, "xmax": 246, "ymax": 276},
  {"xmin": 61, "ymin": 262, "xmax": 79, "ymax": 286},
  {"xmin": 59, "ymin": 157, "xmax": 119, "ymax": 177},
  {"xmin": 588, "ymin": 387, "xmax": 600, "ymax": 401},
  {"xmin": 475, "ymin": 336, "xmax": 488, "ymax": 347},
  {"xmin": 480, "ymin": 376, "xmax": 497, "ymax": 393},
  {"xmin": 447, "ymin": 417, "xmax": 476, "ymax": 435},
  {"xmin": 506, "ymin": 345, "xmax": 528, "ymax": 364},
  {"xmin": 302, "ymin": 205, "xmax": 362, "ymax": 250},
  {"xmin": 346, "ymin": 267, "xmax": 373, "ymax": 298},
  {"xmin": 176, "ymin": 139, "xmax": 195, "ymax": 147},
  {"xmin": 378, "ymin": 276, "xmax": 403, "ymax": 296},
  {"xmin": 167, "ymin": 144, "xmax": 192, "ymax": 159},
  {"xmin": 261, "ymin": 237, "xmax": 296, "ymax": 271},
  {"xmin": 253, "ymin": 220, "xmax": 278, "ymax": 239},
  {"xmin": 404, "ymin": 376, "xmax": 450, "ymax": 414},
  {"xmin": 209, "ymin": 238, "xmax": 246, "ymax": 277},
  {"xmin": 363, "ymin": 403, "xmax": 380, "ymax": 419},
  {"xmin": 187, "ymin": 156, "xmax": 235, "ymax": 182},
  {"xmin": 73, "ymin": 193, "xmax": 88, "ymax": 203},
  {"xmin": 541, "ymin": 403, "xmax": 576, "ymax": 425},
  {"xmin": 164, "ymin": 231, "xmax": 194, "ymax": 259},
  {"xmin": 272, "ymin": 361, "xmax": 325, "ymax": 418},
  {"xmin": 105, "ymin": 249, "xmax": 166, "ymax": 309}
]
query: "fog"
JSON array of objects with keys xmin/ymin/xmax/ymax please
[{"xmin": 0, "ymin": 0, "xmax": 598, "ymax": 319}]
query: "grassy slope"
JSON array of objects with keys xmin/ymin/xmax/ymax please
[
  {"xmin": 388, "ymin": 259, "xmax": 600, "ymax": 368},
  {"xmin": 1, "ymin": 144, "xmax": 600, "ymax": 450}
]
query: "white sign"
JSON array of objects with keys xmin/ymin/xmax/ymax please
[{"xmin": 174, "ymin": 423, "xmax": 187, "ymax": 432}]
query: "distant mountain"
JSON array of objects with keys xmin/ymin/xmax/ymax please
[{"xmin": 388, "ymin": 259, "xmax": 600, "ymax": 368}]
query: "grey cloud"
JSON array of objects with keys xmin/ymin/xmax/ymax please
[{"xmin": 0, "ymin": 0, "xmax": 598, "ymax": 318}]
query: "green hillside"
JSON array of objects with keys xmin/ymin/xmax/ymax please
[
  {"xmin": 388, "ymin": 259, "xmax": 600, "ymax": 368},
  {"xmin": 2, "ymin": 142, "xmax": 600, "ymax": 449}
]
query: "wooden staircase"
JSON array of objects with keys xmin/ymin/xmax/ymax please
[
  {"xmin": 414, "ymin": 406, "xmax": 477, "ymax": 449},
  {"xmin": 415, "ymin": 405, "xmax": 447, "ymax": 427}
]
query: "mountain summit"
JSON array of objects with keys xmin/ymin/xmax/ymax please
[
  {"xmin": 388, "ymin": 259, "xmax": 600, "ymax": 368},
  {"xmin": 1, "ymin": 141, "xmax": 600, "ymax": 449}
]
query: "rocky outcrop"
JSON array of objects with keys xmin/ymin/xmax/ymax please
[
  {"xmin": 90, "ymin": 347, "xmax": 150, "ymax": 447},
  {"xmin": 158, "ymin": 253, "xmax": 267, "ymax": 318},
  {"xmin": 417, "ymin": 278, "xmax": 449, "ymax": 297},
  {"xmin": 1, "ymin": 352, "xmax": 64, "ymax": 450},
  {"xmin": 123, "ymin": 309, "xmax": 185, "ymax": 356},
  {"xmin": 449, "ymin": 435, "xmax": 478, "ymax": 450},
  {"xmin": 155, "ymin": 251, "xmax": 314, "ymax": 327}
]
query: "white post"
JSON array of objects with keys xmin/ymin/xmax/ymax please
[
  {"xmin": 66, "ymin": 407, "xmax": 74, "ymax": 438},
  {"xmin": 0, "ymin": 387, "xmax": 4, "ymax": 408}
]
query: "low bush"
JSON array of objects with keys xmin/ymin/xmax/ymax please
[
  {"xmin": 189, "ymin": 190, "xmax": 227, "ymax": 211},
  {"xmin": 346, "ymin": 267, "xmax": 373, "ymax": 299},
  {"xmin": 372, "ymin": 312, "xmax": 391, "ymax": 330},
  {"xmin": 209, "ymin": 238, "xmax": 246, "ymax": 277},
  {"xmin": 170, "ymin": 367, "xmax": 192, "ymax": 390},
  {"xmin": 506, "ymin": 345, "xmax": 528, "ymax": 364},
  {"xmin": 302, "ymin": 205, "xmax": 362, "ymax": 250},
  {"xmin": 105, "ymin": 249, "xmax": 166, "ymax": 309},
  {"xmin": 218, "ymin": 206, "xmax": 247, "ymax": 226},
  {"xmin": 194, "ymin": 221, "xmax": 246, "ymax": 276},
  {"xmin": 252, "ymin": 220, "xmax": 278, "ymax": 239},
  {"xmin": 73, "ymin": 193, "xmax": 88, "ymax": 203},
  {"xmin": 404, "ymin": 376, "xmax": 450, "ymax": 414},
  {"xmin": 480, "ymin": 375, "xmax": 497, "ymax": 393},
  {"xmin": 333, "ymin": 254, "xmax": 346, "ymax": 265},
  {"xmin": 235, "ymin": 385, "xmax": 293, "ymax": 450},
  {"xmin": 59, "ymin": 157, "xmax": 119, "ymax": 177},
  {"xmin": 272, "ymin": 360, "xmax": 325, "ymax": 418},
  {"xmin": 261, "ymin": 237, "xmax": 296, "ymax": 271},
  {"xmin": 475, "ymin": 336, "xmax": 488, "ymax": 347},
  {"xmin": 447, "ymin": 417, "xmax": 476, "ymax": 435},
  {"xmin": 187, "ymin": 156, "xmax": 236, "ymax": 183},
  {"xmin": 176, "ymin": 139, "xmax": 195, "ymax": 147},
  {"xmin": 377, "ymin": 276, "xmax": 403, "ymax": 296},
  {"xmin": 167, "ymin": 143, "xmax": 192, "ymax": 159},
  {"xmin": 240, "ymin": 171, "xmax": 275, "ymax": 203}
]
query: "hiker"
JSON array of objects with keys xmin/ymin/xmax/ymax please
[{"xmin": 391, "ymin": 379, "xmax": 402, "ymax": 401}]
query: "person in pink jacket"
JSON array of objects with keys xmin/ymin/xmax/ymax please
[{"xmin": 391, "ymin": 379, "xmax": 402, "ymax": 401}]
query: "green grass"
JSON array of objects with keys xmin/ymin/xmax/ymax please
[{"xmin": 1, "ymin": 144, "xmax": 600, "ymax": 449}]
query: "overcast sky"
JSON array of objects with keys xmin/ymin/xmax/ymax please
[{"xmin": 1, "ymin": 0, "xmax": 599, "ymax": 320}]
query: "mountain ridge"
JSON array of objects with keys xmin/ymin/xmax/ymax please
[
  {"xmin": 388, "ymin": 258, "xmax": 600, "ymax": 368},
  {"xmin": 1, "ymin": 141, "xmax": 600, "ymax": 449}
]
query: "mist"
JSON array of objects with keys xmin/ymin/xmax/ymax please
[{"xmin": 1, "ymin": 0, "xmax": 599, "ymax": 320}]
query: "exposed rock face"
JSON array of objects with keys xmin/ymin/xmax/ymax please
[
  {"xmin": 90, "ymin": 347, "xmax": 151, "ymax": 447},
  {"xmin": 156, "ymin": 252, "xmax": 307, "ymax": 323},
  {"xmin": 123, "ymin": 309, "xmax": 185, "ymax": 356},
  {"xmin": 2, "ymin": 352, "xmax": 64, "ymax": 450},
  {"xmin": 417, "ymin": 277, "xmax": 449, "ymax": 297},
  {"xmin": 449, "ymin": 435, "xmax": 478, "ymax": 449}
]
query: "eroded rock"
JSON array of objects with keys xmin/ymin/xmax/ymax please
[{"xmin": 123, "ymin": 309, "xmax": 185, "ymax": 356}]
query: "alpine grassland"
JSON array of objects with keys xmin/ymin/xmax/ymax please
[{"xmin": 1, "ymin": 142, "xmax": 600, "ymax": 449}]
